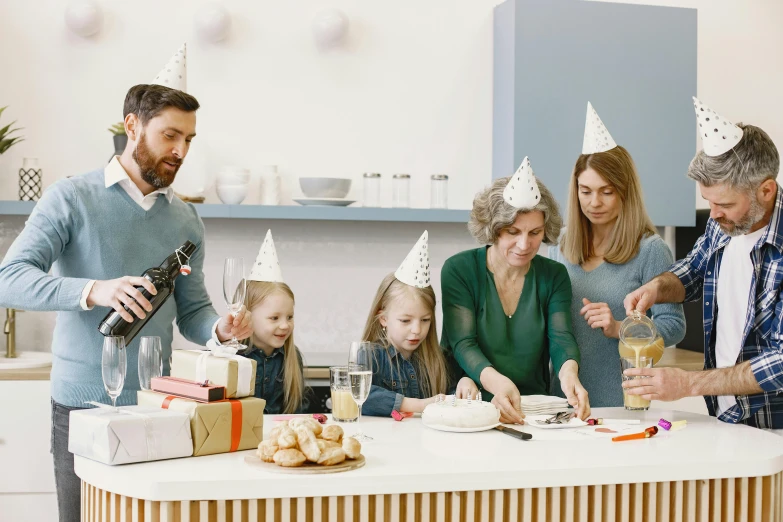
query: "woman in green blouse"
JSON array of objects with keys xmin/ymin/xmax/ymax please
[{"xmin": 441, "ymin": 163, "xmax": 590, "ymax": 424}]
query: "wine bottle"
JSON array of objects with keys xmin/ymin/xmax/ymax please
[{"xmin": 98, "ymin": 240, "xmax": 196, "ymax": 345}]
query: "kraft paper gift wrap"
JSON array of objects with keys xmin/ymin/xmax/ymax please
[
  {"xmin": 170, "ymin": 347, "xmax": 257, "ymax": 398},
  {"xmin": 68, "ymin": 405, "xmax": 193, "ymax": 465},
  {"xmin": 137, "ymin": 390, "xmax": 265, "ymax": 457}
]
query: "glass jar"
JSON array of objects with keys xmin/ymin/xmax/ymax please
[
  {"xmin": 362, "ymin": 172, "xmax": 381, "ymax": 207},
  {"xmin": 392, "ymin": 174, "xmax": 411, "ymax": 208},
  {"xmin": 430, "ymin": 174, "xmax": 448, "ymax": 209}
]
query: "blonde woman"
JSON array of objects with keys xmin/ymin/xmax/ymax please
[
  {"xmin": 361, "ymin": 233, "xmax": 477, "ymax": 417},
  {"xmin": 551, "ymin": 105, "xmax": 685, "ymax": 407}
]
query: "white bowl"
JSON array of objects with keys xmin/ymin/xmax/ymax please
[
  {"xmin": 299, "ymin": 177, "xmax": 351, "ymax": 199},
  {"xmin": 217, "ymin": 184, "xmax": 248, "ymax": 205},
  {"xmin": 218, "ymin": 167, "xmax": 250, "ymax": 185}
]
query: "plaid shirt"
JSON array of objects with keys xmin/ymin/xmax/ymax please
[{"xmin": 670, "ymin": 185, "xmax": 783, "ymax": 429}]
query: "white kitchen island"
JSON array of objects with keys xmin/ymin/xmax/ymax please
[{"xmin": 75, "ymin": 407, "xmax": 783, "ymax": 522}]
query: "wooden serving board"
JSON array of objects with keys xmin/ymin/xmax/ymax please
[{"xmin": 244, "ymin": 454, "xmax": 366, "ymax": 474}]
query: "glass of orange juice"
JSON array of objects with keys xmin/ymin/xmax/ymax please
[
  {"xmin": 621, "ymin": 356, "xmax": 653, "ymax": 410},
  {"xmin": 330, "ymin": 366, "xmax": 359, "ymax": 422}
]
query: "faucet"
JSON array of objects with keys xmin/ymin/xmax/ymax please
[{"xmin": 4, "ymin": 308, "xmax": 16, "ymax": 359}]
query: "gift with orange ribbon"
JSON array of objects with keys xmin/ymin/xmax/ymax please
[{"xmin": 138, "ymin": 390, "xmax": 265, "ymax": 456}]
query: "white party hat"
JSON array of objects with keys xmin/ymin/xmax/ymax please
[
  {"xmin": 693, "ymin": 97, "xmax": 743, "ymax": 157},
  {"xmin": 151, "ymin": 43, "xmax": 187, "ymax": 92},
  {"xmin": 394, "ymin": 231, "xmax": 430, "ymax": 288},
  {"xmin": 248, "ymin": 230, "xmax": 284, "ymax": 283},
  {"xmin": 503, "ymin": 156, "xmax": 541, "ymax": 209},
  {"xmin": 582, "ymin": 102, "xmax": 618, "ymax": 154}
]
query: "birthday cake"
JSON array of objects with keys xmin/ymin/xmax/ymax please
[{"xmin": 422, "ymin": 396, "xmax": 500, "ymax": 429}]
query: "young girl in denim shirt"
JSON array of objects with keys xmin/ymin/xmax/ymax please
[
  {"xmin": 361, "ymin": 232, "xmax": 478, "ymax": 417},
  {"xmin": 239, "ymin": 230, "xmax": 306, "ymax": 414}
]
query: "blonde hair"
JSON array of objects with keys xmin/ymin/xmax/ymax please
[
  {"xmin": 242, "ymin": 281, "xmax": 305, "ymax": 414},
  {"xmin": 560, "ymin": 145, "xmax": 656, "ymax": 265},
  {"xmin": 361, "ymin": 273, "xmax": 448, "ymax": 396},
  {"xmin": 468, "ymin": 177, "xmax": 562, "ymax": 246}
]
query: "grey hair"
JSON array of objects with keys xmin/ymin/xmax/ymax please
[
  {"xmin": 468, "ymin": 176, "xmax": 562, "ymax": 245},
  {"xmin": 687, "ymin": 123, "xmax": 780, "ymax": 193}
]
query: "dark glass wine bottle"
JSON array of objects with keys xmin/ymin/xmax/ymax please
[{"xmin": 98, "ymin": 240, "xmax": 196, "ymax": 345}]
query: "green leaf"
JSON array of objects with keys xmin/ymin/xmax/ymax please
[{"xmin": 0, "ymin": 137, "xmax": 23, "ymax": 154}]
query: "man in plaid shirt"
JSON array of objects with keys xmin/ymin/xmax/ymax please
[{"xmin": 624, "ymin": 98, "xmax": 782, "ymax": 432}]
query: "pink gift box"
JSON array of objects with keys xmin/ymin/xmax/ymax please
[{"xmin": 150, "ymin": 376, "xmax": 226, "ymax": 403}]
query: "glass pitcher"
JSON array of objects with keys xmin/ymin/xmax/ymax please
[{"xmin": 618, "ymin": 311, "xmax": 664, "ymax": 365}]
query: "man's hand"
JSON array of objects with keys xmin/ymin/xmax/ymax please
[
  {"xmin": 622, "ymin": 367, "xmax": 692, "ymax": 402},
  {"xmin": 623, "ymin": 281, "xmax": 659, "ymax": 316},
  {"xmin": 216, "ymin": 305, "xmax": 252, "ymax": 342},
  {"xmin": 87, "ymin": 276, "xmax": 157, "ymax": 322}
]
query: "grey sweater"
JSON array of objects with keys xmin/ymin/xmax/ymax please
[{"xmin": 549, "ymin": 234, "xmax": 686, "ymax": 407}]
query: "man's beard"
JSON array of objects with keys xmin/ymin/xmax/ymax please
[
  {"xmin": 132, "ymin": 132, "xmax": 182, "ymax": 189},
  {"xmin": 716, "ymin": 195, "xmax": 766, "ymax": 237}
]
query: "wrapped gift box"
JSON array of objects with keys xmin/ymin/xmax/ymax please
[
  {"xmin": 170, "ymin": 349, "xmax": 256, "ymax": 398},
  {"xmin": 68, "ymin": 406, "xmax": 193, "ymax": 465},
  {"xmin": 151, "ymin": 376, "xmax": 226, "ymax": 402},
  {"xmin": 137, "ymin": 390, "xmax": 265, "ymax": 457}
]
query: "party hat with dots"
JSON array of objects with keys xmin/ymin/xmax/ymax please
[
  {"xmin": 249, "ymin": 230, "xmax": 284, "ymax": 283},
  {"xmin": 152, "ymin": 43, "xmax": 187, "ymax": 93},
  {"xmin": 503, "ymin": 156, "xmax": 541, "ymax": 209},
  {"xmin": 582, "ymin": 102, "xmax": 618, "ymax": 154},
  {"xmin": 394, "ymin": 231, "xmax": 430, "ymax": 288},
  {"xmin": 692, "ymin": 97, "xmax": 743, "ymax": 157}
]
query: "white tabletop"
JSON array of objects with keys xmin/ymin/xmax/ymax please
[{"xmin": 74, "ymin": 407, "xmax": 783, "ymax": 502}]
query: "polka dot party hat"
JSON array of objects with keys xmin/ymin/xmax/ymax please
[
  {"xmin": 152, "ymin": 43, "xmax": 187, "ymax": 93},
  {"xmin": 582, "ymin": 102, "xmax": 617, "ymax": 154},
  {"xmin": 249, "ymin": 230, "xmax": 284, "ymax": 283},
  {"xmin": 502, "ymin": 156, "xmax": 541, "ymax": 210},
  {"xmin": 692, "ymin": 97, "xmax": 743, "ymax": 157},
  {"xmin": 394, "ymin": 231, "xmax": 430, "ymax": 288}
]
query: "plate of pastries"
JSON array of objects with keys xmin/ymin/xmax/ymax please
[{"xmin": 244, "ymin": 417, "xmax": 365, "ymax": 474}]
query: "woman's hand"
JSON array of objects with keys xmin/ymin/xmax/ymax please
[
  {"xmin": 455, "ymin": 377, "xmax": 479, "ymax": 399},
  {"xmin": 558, "ymin": 360, "xmax": 590, "ymax": 420},
  {"xmin": 580, "ymin": 298, "xmax": 621, "ymax": 339},
  {"xmin": 480, "ymin": 367, "xmax": 524, "ymax": 424}
]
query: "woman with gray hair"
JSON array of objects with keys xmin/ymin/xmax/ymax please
[{"xmin": 441, "ymin": 158, "xmax": 590, "ymax": 424}]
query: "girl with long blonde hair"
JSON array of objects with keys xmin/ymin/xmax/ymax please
[
  {"xmin": 238, "ymin": 231, "xmax": 306, "ymax": 414},
  {"xmin": 360, "ymin": 232, "xmax": 477, "ymax": 417}
]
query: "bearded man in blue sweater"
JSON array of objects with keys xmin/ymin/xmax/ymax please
[{"xmin": 0, "ymin": 81, "xmax": 252, "ymax": 521}]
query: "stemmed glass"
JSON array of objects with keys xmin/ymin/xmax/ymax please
[
  {"xmin": 138, "ymin": 336, "xmax": 162, "ymax": 391},
  {"xmin": 223, "ymin": 257, "xmax": 247, "ymax": 351},
  {"xmin": 102, "ymin": 336, "xmax": 127, "ymax": 410},
  {"xmin": 348, "ymin": 341, "xmax": 375, "ymax": 442}
]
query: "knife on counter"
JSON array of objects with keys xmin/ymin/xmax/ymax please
[{"xmin": 493, "ymin": 425, "xmax": 533, "ymax": 440}]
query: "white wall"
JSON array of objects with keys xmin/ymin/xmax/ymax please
[
  {"xmin": 2, "ymin": 0, "xmax": 783, "ymax": 358},
  {"xmin": 590, "ymin": 0, "xmax": 783, "ymax": 210}
]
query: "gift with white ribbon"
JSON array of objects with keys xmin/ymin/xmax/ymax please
[
  {"xmin": 68, "ymin": 403, "xmax": 193, "ymax": 465},
  {"xmin": 170, "ymin": 342, "xmax": 257, "ymax": 398}
]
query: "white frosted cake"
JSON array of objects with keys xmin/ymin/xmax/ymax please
[{"xmin": 422, "ymin": 397, "xmax": 500, "ymax": 429}]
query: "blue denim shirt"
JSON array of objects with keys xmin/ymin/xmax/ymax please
[
  {"xmin": 242, "ymin": 347, "xmax": 306, "ymax": 414},
  {"xmin": 362, "ymin": 344, "xmax": 461, "ymax": 417}
]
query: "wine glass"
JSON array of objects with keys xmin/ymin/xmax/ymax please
[
  {"xmin": 223, "ymin": 257, "xmax": 247, "ymax": 351},
  {"xmin": 138, "ymin": 336, "xmax": 162, "ymax": 391},
  {"xmin": 102, "ymin": 336, "xmax": 127, "ymax": 410},
  {"xmin": 348, "ymin": 341, "xmax": 375, "ymax": 442}
]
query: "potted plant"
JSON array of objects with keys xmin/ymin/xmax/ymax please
[
  {"xmin": 0, "ymin": 106, "xmax": 24, "ymax": 155},
  {"xmin": 109, "ymin": 121, "xmax": 127, "ymax": 160}
]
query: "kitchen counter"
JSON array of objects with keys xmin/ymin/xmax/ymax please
[
  {"xmin": 76, "ymin": 407, "xmax": 782, "ymax": 522},
  {"xmin": 0, "ymin": 364, "xmax": 51, "ymax": 380}
]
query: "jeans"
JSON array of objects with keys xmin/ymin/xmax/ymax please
[{"xmin": 51, "ymin": 399, "xmax": 86, "ymax": 522}]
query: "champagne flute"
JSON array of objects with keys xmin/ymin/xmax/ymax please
[
  {"xmin": 138, "ymin": 336, "xmax": 162, "ymax": 391},
  {"xmin": 348, "ymin": 341, "xmax": 375, "ymax": 442},
  {"xmin": 223, "ymin": 257, "xmax": 247, "ymax": 351},
  {"xmin": 102, "ymin": 336, "xmax": 127, "ymax": 410}
]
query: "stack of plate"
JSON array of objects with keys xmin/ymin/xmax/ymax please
[{"xmin": 520, "ymin": 395, "xmax": 570, "ymax": 417}]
